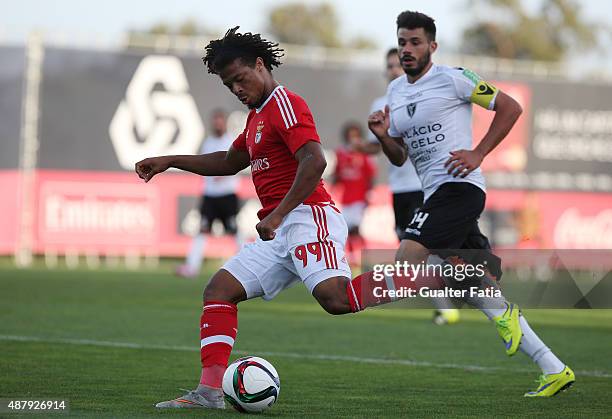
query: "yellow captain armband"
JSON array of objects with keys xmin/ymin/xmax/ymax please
[{"xmin": 470, "ymin": 80, "xmax": 499, "ymax": 110}]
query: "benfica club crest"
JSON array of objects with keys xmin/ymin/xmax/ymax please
[{"xmin": 255, "ymin": 121, "xmax": 264, "ymax": 143}]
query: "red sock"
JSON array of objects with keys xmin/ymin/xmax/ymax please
[
  {"xmin": 346, "ymin": 269, "xmax": 444, "ymax": 313},
  {"xmin": 199, "ymin": 300, "xmax": 237, "ymax": 388}
]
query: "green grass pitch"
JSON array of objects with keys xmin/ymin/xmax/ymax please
[{"xmin": 1, "ymin": 263, "xmax": 611, "ymax": 417}]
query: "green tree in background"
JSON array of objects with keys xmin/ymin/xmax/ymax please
[
  {"xmin": 461, "ymin": 0, "xmax": 598, "ymax": 61},
  {"xmin": 176, "ymin": 19, "xmax": 201, "ymax": 37},
  {"xmin": 267, "ymin": 2, "xmax": 377, "ymax": 49},
  {"xmin": 126, "ymin": 19, "xmax": 213, "ymax": 47},
  {"xmin": 350, "ymin": 36, "xmax": 378, "ymax": 50},
  {"xmin": 148, "ymin": 23, "xmax": 171, "ymax": 36},
  {"xmin": 126, "ymin": 3, "xmax": 377, "ymax": 50},
  {"xmin": 268, "ymin": 3, "xmax": 341, "ymax": 47}
]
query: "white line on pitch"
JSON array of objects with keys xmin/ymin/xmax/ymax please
[{"xmin": 1, "ymin": 334, "xmax": 610, "ymax": 378}]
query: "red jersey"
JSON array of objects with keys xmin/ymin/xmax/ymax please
[
  {"xmin": 334, "ymin": 147, "xmax": 376, "ymax": 205},
  {"xmin": 232, "ymin": 86, "xmax": 332, "ymax": 220}
]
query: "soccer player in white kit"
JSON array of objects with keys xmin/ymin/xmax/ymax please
[
  {"xmin": 368, "ymin": 11, "xmax": 575, "ymax": 397},
  {"xmin": 176, "ymin": 109, "xmax": 241, "ymax": 278}
]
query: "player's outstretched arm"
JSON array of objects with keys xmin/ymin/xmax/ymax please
[
  {"xmin": 135, "ymin": 146, "xmax": 250, "ymax": 182},
  {"xmin": 445, "ymin": 91, "xmax": 523, "ymax": 177},
  {"xmin": 255, "ymin": 141, "xmax": 327, "ymax": 241},
  {"xmin": 368, "ymin": 106, "xmax": 407, "ymax": 166}
]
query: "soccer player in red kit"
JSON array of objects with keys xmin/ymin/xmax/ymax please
[
  {"xmin": 334, "ymin": 122, "xmax": 376, "ymax": 263},
  {"xmin": 135, "ymin": 27, "xmax": 376, "ymax": 410}
]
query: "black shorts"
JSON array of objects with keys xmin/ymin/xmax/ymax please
[
  {"xmin": 392, "ymin": 191, "xmax": 424, "ymax": 240},
  {"xmin": 402, "ymin": 182, "xmax": 502, "ymax": 280},
  {"xmin": 199, "ymin": 194, "xmax": 239, "ymax": 234},
  {"xmin": 402, "ymin": 182, "xmax": 489, "ymax": 250}
]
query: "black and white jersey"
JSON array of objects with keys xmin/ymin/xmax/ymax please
[{"xmin": 386, "ymin": 64, "xmax": 499, "ymax": 201}]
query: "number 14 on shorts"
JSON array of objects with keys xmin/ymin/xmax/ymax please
[{"xmin": 410, "ymin": 211, "xmax": 429, "ymax": 229}]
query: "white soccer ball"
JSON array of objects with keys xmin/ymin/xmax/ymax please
[{"xmin": 222, "ymin": 356, "xmax": 280, "ymax": 413}]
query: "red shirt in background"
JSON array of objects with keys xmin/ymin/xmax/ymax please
[{"xmin": 334, "ymin": 147, "xmax": 376, "ymax": 205}]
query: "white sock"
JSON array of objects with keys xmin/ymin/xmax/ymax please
[
  {"xmin": 462, "ymin": 281, "xmax": 565, "ymax": 375},
  {"xmin": 479, "ymin": 306, "xmax": 508, "ymax": 320},
  {"xmin": 518, "ymin": 316, "xmax": 565, "ymax": 375},
  {"xmin": 461, "ymin": 289, "xmax": 508, "ymax": 320},
  {"xmin": 186, "ymin": 234, "xmax": 206, "ymax": 271},
  {"xmin": 428, "ymin": 254, "xmax": 504, "ymax": 318}
]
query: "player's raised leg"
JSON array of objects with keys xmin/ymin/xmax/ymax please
[
  {"xmin": 311, "ymin": 268, "xmax": 438, "ymax": 315},
  {"xmin": 351, "ymin": 235, "xmax": 437, "ymax": 311},
  {"xmin": 280, "ymin": 202, "xmax": 439, "ymax": 315}
]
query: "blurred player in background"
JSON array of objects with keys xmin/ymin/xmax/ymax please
[
  {"xmin": 364, "ymin": 47, "xmax": 461, "ymax": 325},
  {"xmin": 176, "ymin": 109, "xmax": 241, "ymax": 278},
  {"xmin": 368, "ymin": 10, "xmax": 574, "ymax": 396},
  {"xmin": 334, "ymin": 122, "xmax": 376, "ymax": 265},
  {"xmin": 514, "ymin": 192, "xmax": 543, "ymax": 249}
]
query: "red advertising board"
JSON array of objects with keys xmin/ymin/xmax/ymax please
[
  {"xmin": 0, "ymin": 171, "xmax": 21, "ymax": 254},
  {"xmin": 31, "ymin": 170, "xmax": 257, "ymax": 257}
]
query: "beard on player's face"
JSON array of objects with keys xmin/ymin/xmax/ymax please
[{"xmin": 402, "ymin": 49, "xmax": 431, "ymax": 77}]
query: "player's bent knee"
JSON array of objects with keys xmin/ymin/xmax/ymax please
[
  {"xmin": 203, "ymin": 269, "xmax": 247, "ymax": 305},
  {"xmin": 312, "ymin": 276, "xmax": 351, "ymax": 315}
]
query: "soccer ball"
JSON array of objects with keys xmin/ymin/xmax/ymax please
[{"xmin": 222, "ymin": 356, "xmax": 280, "ymax": 413}]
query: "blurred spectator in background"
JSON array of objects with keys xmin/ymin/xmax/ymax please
[
  {"xmin": 364, "ymin": 47, "xmax": 458, "ymax": 325},
  {"xmin": 176, "ymin": 109, "xmax": 241, "ymax": 278},
  {"xmin": 334, "ymin": 121, "xmax": 376, "ymax": 265},
  {"xmin": 514, "ymin": 192, "xmax": 543, "ymax": 249},
  {"xmin": 361, "ymin": 47, "xmax": 424, "ymax": 240}
]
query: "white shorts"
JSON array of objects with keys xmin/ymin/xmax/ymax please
[
  {"xmin": 222, "ymin": 203, "xmax": 351, "ymax": 300},
  {"xmin": 342, "ymin": 202, "xmax": 366, "ymax": 229}
]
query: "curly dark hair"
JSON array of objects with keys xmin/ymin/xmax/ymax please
[{"xmin": 202, "ymin": 26, "xmax": 284, "ymax": 74}]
